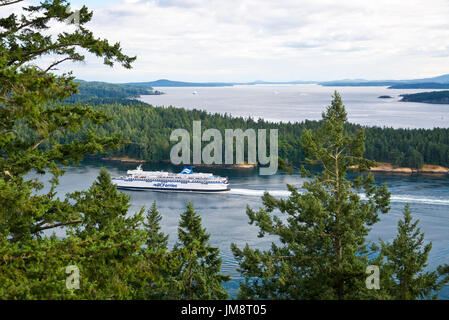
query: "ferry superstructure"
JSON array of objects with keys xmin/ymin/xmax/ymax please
[{"xmin": 111, "ymin": 165, "xmax": 230, "ymax": 192}]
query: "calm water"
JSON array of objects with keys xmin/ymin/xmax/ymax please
[
  {"xmin": 34, "ymin": 160, "xmax": 449, "ymax": 299},
  {"xmin": 139, "ymin": 84, "xmax": 449, "ymax": 129}
]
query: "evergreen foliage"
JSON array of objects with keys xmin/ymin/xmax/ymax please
[
  {"xmin": 0, "ymin": 0, "xmax": 136, "ymax": 298},
  {"xmin": 65, "ymin": 168, "xmax": 147, "ymax": 299},
  {"xmin": 172, "ymin": 202, "xmax": 230, "ymax": 299},
  {"xmin": 231, "ymin": 92, "xmax": 391, "ymax": 299},
  {"xmin": 400, "ymin": 90, "xmax": 449, "ymax": 103},
  {"xmin": 37, "ymin": 98, "xmax": 449, "ymax": 170},
  {"xmin": 67, "ymin": 80, "xmax": 155, "ymax": 101},
  {"xmin": 0, "ymin": 0, "xmax": 229, "ymax": 300},
  {"xmin": 144, "ymin": 201, "xmax": 169, "ymax": 250},
  {"xmin": 379, "ymin": 205, "xmax": 449, "ymax": 299}
]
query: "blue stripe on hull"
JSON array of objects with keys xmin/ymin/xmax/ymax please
[{"xmin": 116, "ymin": 186, "xmax": 231, "ymax": 192}]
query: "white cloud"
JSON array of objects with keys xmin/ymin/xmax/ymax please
[{"xmin": 8, "ymin": 0, "xmax": 449, "ymax": 81}]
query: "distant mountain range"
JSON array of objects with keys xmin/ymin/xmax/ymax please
[
  {"xmin": 387, "ymin": 83, "xmax": 449, "ymax": 89},
  {"xmin": 117, "ymin": 74, "xmax": 449, "ymax": 88},
  {"xmin": 319, "ymin": 74, "xmax": 449, "ymax": 87},
  {"xmin": 120, "ymin": 79, "xmax": 317, "ymax": 88},
  {"xmin": 121, "ymin": 79, "xmax": 234, "ymax": 88}
]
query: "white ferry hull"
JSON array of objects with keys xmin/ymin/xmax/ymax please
[{"xmin": 112, "ymin": 178, "xmax": 230, "ymax": 192}]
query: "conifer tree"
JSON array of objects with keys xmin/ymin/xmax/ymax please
[
  {"xmin": 133, "ymin": 200, "xmax": 177, "ymax": 300},
  {"xmin": 231, "ymin": 92, "xmax": 391, "ymax": 299},
  {"xmin": 173, "ymin": 202, "xmax": 230, "ymax": 299},
  {"xmin": 380, "ymin": 204, "xmax": 449, "ymax": 299},
  {"xmin": 144, "ymin": 201, "xmax": 168, "ymax": 251},
  {"xmin": 66, "ymin": 168, "xmax": 147, "ymax": 299},
  {"xmin": 0, "ymin": 0, "xmax": 135, "ymax": 298}
]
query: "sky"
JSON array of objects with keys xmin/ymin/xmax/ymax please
[{"xmin": 6, "ymin": 0, "xmax": 449, "ymax": 82}]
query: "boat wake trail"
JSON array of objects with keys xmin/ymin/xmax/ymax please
[
  {"xmin": 229, "ymin": 188, "xmax": 449, "ymax": 206},
  {"xmin": 229, "ymin": 188, "xmax": 291, "ymax": 197},
  {"xmin": 385, "ymin": 195, "xmax": 449, "ymax": 206}
]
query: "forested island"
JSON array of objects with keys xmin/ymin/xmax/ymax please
[
  {"xmin": 400, "ymin": 91, "xmax": 449, "ymax": 104},
  {"xmin": 11, "ymin": 79, "xmax": 442, "ymax": 172},
  {"xmin": 388, "ymin": 83, "xmax": 449, "ymax": 89},
  {"xmin": 21, "ymin": 94, "xmax": 448, "ymax": 172},
  {"xmin": 64, "ymin": 80, "xmax": 164, "ymax": 102}
]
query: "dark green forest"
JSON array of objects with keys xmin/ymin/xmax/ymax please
[
  {"xmin": 34, "ymin": 97, "xmax": 449, "ymax": 169},
  {"xmin": 64, "ymin": 80, "xmax": 162, "ymax": 102},
  {"xmin": 400, "ymin": 90, "xmax": 449, "ymax": 104},
  {"xmin": 28, "ymin": 75, "xmax": 447, "ymax": 171}
]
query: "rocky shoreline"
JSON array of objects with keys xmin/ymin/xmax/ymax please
[
  {"xmin": 99, "ymin": 157, "xmax": 257, "ymax": 169},
  {"xmin": 98, "ymin": 157, "xmax": 448, "ymax": 175},
  {"xmin": 100, "ymin": 156, "xmax": 146, "ymax": 163},
  {"xmin": 366, "ymin": 163, "xmax": 449, "ymax": 175}
]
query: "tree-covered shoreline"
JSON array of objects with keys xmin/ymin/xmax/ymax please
[
  {"xmin": 42, "ymin": 97, "xmax": 449, "ymax": 170},
  {"xmin": 64, "ymin": 80, "xmax": 164, "ymax": 102},
  {"xmin": 400, "ymin": 91, "xmax": 449, "ymax": 104}
]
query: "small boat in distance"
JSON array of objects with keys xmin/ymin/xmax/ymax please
[{"xmin": 112, "ymin": 165, "xmax": 230, "ymax": 192}]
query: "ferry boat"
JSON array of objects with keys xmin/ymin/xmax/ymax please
[{"xmin": 112, "ymin": 165, "xmax": 230, "ymax": 192}]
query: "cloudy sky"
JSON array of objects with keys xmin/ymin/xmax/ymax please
[{"xmin": 10, "ymin": 0, "xmax": 449, "ymax": 82}]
